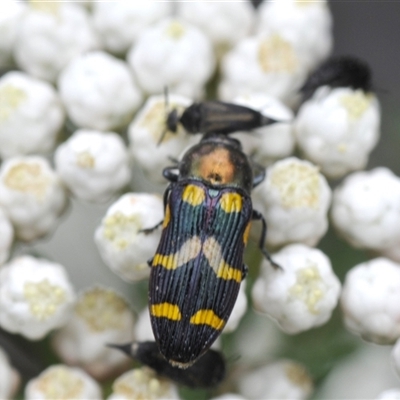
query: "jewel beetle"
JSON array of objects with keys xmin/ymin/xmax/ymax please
[
  {"xmin": 148, "ymin": 125, "xmax": 279, "ymax": 368},
  {"xmin": 109, "ymin": 341, "xmax": 226, "ymax": 389}
]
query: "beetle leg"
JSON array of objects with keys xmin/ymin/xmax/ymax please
[
  {"xmin": 252, "ymin": 210, "xmax": 282, "ymax": 270},
  {"xmin": 251, "ymin": 161, "xmax": 266, "ymax": 188},
  {"xmin": 163, "ymin": 166, "xmax": 179, "ymax": 182},
  {"xmin": 147, "ymin": 257, "xmax": 154, "ymax": 268},
  {"xmin": 140, "ymin": 220, "xmax": 163, "ymax": 235},
  {"xmin": 242, "ymin": 264, "xmax": 248, "ymax": 280}
]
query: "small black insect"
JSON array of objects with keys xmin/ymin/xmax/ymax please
[
  {"xmin": 159, "ymin": 89, "xmax": 278, "ymax": 144},
  {"xmin": 300, "ymin": 56, "xmax": 372, "ymax": 101},
  {"xmin": 109, "ymin": 341, "xmax": 226, "ymax": 389}
]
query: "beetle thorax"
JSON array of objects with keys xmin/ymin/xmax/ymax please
[{"xmin": 180, "ymin": 141, "xmax": 253, "ymax": 192}]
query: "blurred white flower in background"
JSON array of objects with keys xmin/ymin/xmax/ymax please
[
  {"xmin": 127, "ymin": 18, "xmax": 215, "ymax": 98},
  {"xmin": 331, "ymin": 167, "xmax": 400, "ymax": 254},
  {"xmin": 94, "ymin": 193, "xmax": 163, "ymax": 282},
  {"xmin": 107, "ymin": 367, "xmax": 180, "ymax": 400},
  {"xmin": 218, "ymin": 32, "xmax": 309, "ymax": 106},
  {"xmin": 58, "ymin": 51, "xmax": 142, "ymax": 131},
  {"xmin": 0, "ymin": 255, "xmax": 76, "ymax": 340},
  {"xmin": 92, "ymin": 2, "xmax": 173, "ymax": 55},
  {"xmin": 238, "ymin": 359, "xmax": 313, "ymax": 400},
  {"xmin": 25, "ymin": 364, "xmax": 102, "ymax": 400},
  {"xmin": 377, "ymin": 388, "xmax": 400, "ymax": 399},
  {"xmin": 0, "ymin": 206, "xmax": 14, "ymax": 265},
  {"xmin": 253, "ymin": 157, "xmax": 331, "ymax": 248},
  {"xmin": 256, "ymin": 0, "xmax": 332, "ymax": 71},
  {"xmin": 0, "ymin": 71, "xmax": 65, "ymax": 158},
  {"xmin": 0, "ymin": 346, "xmax": 20, "ymax": 400},
  {"xmin": 52, "ymin": 286, "xmax": 134, "ymax": 381},
  {"xmin": 177, "ymin": 2, "xmax": 255, "ymax": 57},
  {"xmin": 0, "ymin": 156, "xmax": 68, "ymax": 241},
  {"xmin": 341, "ymin": 257, "xmax": 400, "ymax": 344},
  {"xmin": 14, "ymin": 1, "xmax": 100, "ymax": 83},
  {"xmin": 253, "ymin": 244, "xmax": 341, "ymax": 334},
  {"xmin": 55, "ymin": 129, "xmax": 131, "ymax": 203},
  {"xmin": 295, "ymin": 86, "xmax": 380, "ymax": 179},
  {"xmin": 0, "ymin": 0, "xmax": 26, "ymax": 68}
]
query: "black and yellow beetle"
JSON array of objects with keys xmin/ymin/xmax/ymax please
[{"xmin": 148, "ymin": 124, "xmax": 279, "ymax": 368}]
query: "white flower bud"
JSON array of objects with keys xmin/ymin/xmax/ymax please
[
  {"xmin": 253, "ymin": 244, "xmax": 341, "ymax": 334},
  {"xmin": 128, "ymin": 94, "xmax": 197, "ymax": 183},
  {"xmin": 0, "ymin": 1, "xmax": 26, "ymax": 67},
  {"xmin": 211, "ymin": 395, "xmax": 246, "ymax": 400},
  {"xmin": 14, "ymin": 2, "xmax": 99, "ymax": 82},
  {"xmin": 134, "ymin": 307, "xmax": 222, "ymax": 350},
  {"xmin": 295, "ymin": 87, "xmax": 381, "ymax": 179},
  {"xmin": 107, "ymin": 367, "xmax": 180, "ymax": 400},
  {"xmin": 94, "ymin": 193, "xmax": 163, "ymax": 282},
  {"xmin": 127, "ymin": 18, "xmax": 215, "ymax": 98},
  {"xmin": 0, "ymin": 156, "xmax": 68, "ymax": 242},
  {"xmin": 25, "ymin": 364, "xmax": 102, "ymax": 400},
  {"xmin": 177, "ymin": 2, "xmax": 255, "ymax": 55},
  {"xmin": 233, "ymin": 309, "xmax": 283, "ymax": 365},
  {"xmin": 135, "ymin": 308, "xmax": 154, "ymax": 342},
  {"xmin": 393, "ymin": 339, "xmax": 400, "ymax": 379},
  {"xmin": 0, "ymin": 346, "xmax": 20, "ymax": 400},
  {"xmin": 341, "ymin": 258, "xmax": 400, "ymax": 344},
  {"xmin": 331, "ymin": 168, "xmax": 400, "ymax": 252},
  {"xmin": 231, "ymin": 93, "xmax": 295, "ymax": 165},
  {"xmin": 224, "ymin": 281, "xmax": 247, "ymax": 334},
  {"xmin": 318, "ymin": 343, "xmax": 399, "ymax": 399},
  {"xmin": 377, "ymin": 388, "xmax": 400, "ymax": 399},
  {"xmin": 58, "ymin": 51, "xmax": 142, "ymax": 131},
  {"xmin": 52, "ymin": 286, "xmax": 134, "ymax": 380},
  {"xmin": 0, "ymin": 206, "xmax": 13, "ymax": 265},
  {"xmin": 92, "ymin": 2, "xmax": 172, "ymax": 55},
  {"xmin": 253, "ymin": 157, "xmax": 331, "ymax": 248},
  {"xmin": 0, "ymin": 72, "xmax": 65, "ymax": 158},
  {"xmin": 238, "ymin": 360, "xmax": 313, "ymax": 400},
  {"xmin": 257, "ymin": 0, "xmax": 333, "ymax": 71},
  {"xmin": 55, "ymin": 129, "xmax": 130, "ymax": 203},
  {"xmin": 219, "ymin": 33, "xmax": 309, "ymax": 106},
  {"xmin": 0, "ymin": 256, "xmax": 76, "ymax": 340}
]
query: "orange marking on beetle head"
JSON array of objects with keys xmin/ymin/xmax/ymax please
[{"xmin": 198, "ymin": 148, "xmax": 235, "ymax": 186}]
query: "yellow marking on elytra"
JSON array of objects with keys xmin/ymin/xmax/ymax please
[
  {"xmin": 199, "ymin": 148, "xmax": 235, "ymax": 186},
  {"xmin": 243, "ymin": 222, "xmax": 251, "ymax": 245},
  {"xmin": 203, "ymin": 237, "xmax": 242, "ymax": 283},
  {"xmin": 153, "ymin": 236, "xmax": 202, "ymax": 270},
  {"xmin": 151, "ymin": 303, "xmax": 182, "ymax": 321},
  {"xmin": 190, "ymin": 309, "xmax": 225, "ymax": 330},
  {"xmin": 182, "ymin": 184, "xmax": 205, "ymax": 206},
  {"xmin": 220, "ymin": 192, "xmax": 242, "ymax": 213},
  {"xmin": 162, "ymin": 204, "xmax": 171, "ymax": 229}
]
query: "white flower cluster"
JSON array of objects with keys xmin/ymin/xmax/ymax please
[{"xmin": 1, "ymin": 1, "xmax": 399, "ymax": 399}]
